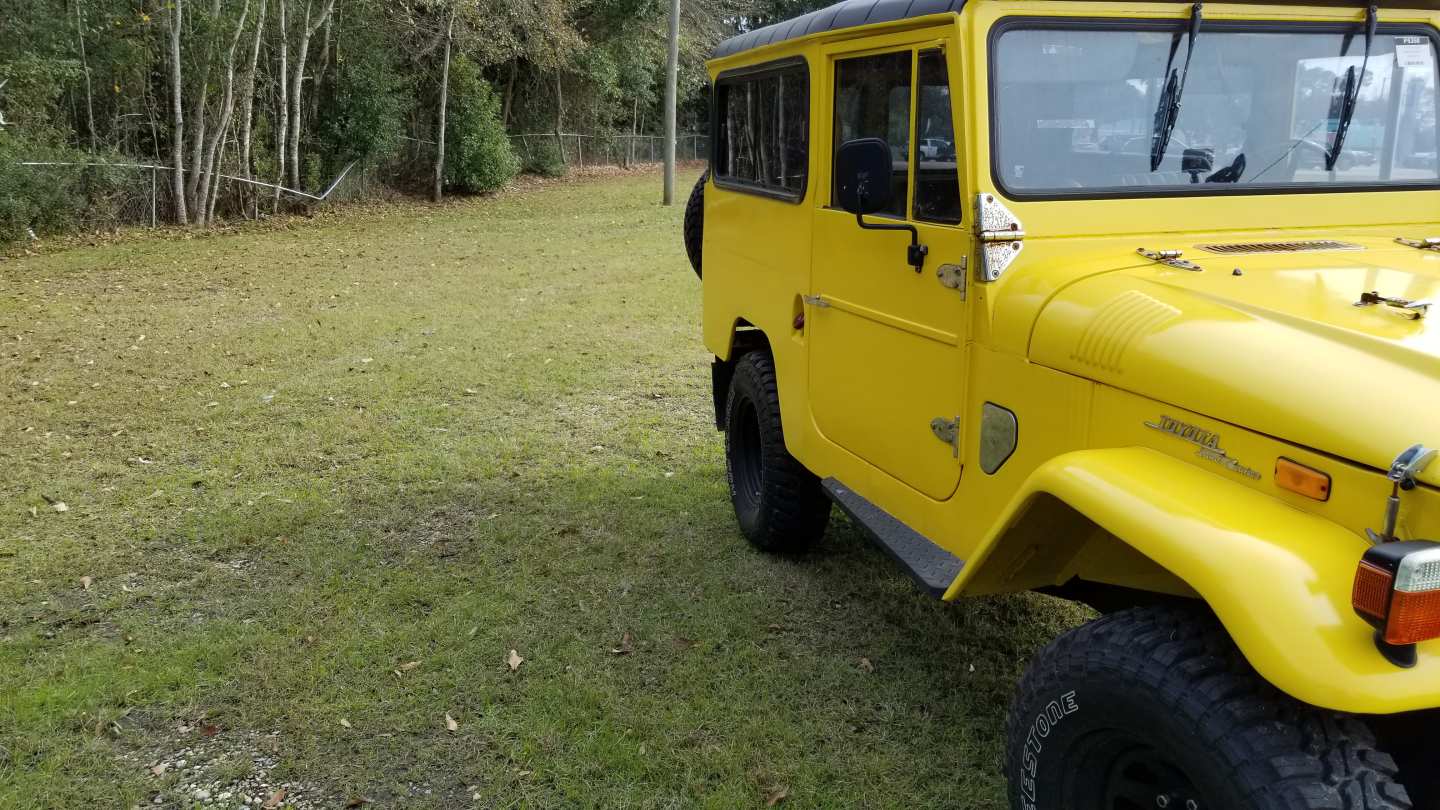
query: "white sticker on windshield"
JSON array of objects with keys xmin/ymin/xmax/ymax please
[{"xmin": 1395, "ymin": 43, "xmax": 1433, "ymax": 71}]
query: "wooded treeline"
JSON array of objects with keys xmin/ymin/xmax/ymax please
[{"xmin": 1, "ymin": 0, "xmax": 831, "ymax": 241}]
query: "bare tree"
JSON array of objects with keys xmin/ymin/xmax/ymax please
[
  {"xmin": 238, "ymin": 0, "xmax": 268, "ymax": 218},
  {"xmin": 185, "ymin": 0, "xmax": 224, "ymax": 216},
  {"xmin": 433, "ymin": 8, "xmax": 455, "ymax": 203},
  {"xmin": 168, "ymin": 0, "xmax": 189, "ymax": 225},
  {"xmin": 273, "ymin": 0, "xmax": 288, "ymax": 210},
  {"xmin": 74, "ymin": 0, "xmax": 98, "ymax": 152},
  {"xmin": 287, "ymin": 0, "xmax": 338, "ymax": 190},
  {"xmin": 199, "ymin": 0, "xmax": 253, "ymax": 224}
]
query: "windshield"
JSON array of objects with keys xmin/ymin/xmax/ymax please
[{"xmin": 992, "ymin": 22, "xmax": 1440, "ymax": 195}]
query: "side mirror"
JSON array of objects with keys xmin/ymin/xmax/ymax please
[
  {"xmin": 833, "ymin": 137, "xmax": 926, "ymax": 271},
  {"xmin": 835, "ymin": 138, "xmax": 895, "ymax": 215}
]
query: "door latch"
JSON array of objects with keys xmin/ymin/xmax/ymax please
[
  {"xmin": 930, "ymin": 416, "xmax": 960, "ymax": 458},
  {"xmin": 936, "ymin": 260, "xmax": 967, "ymax": 298}
]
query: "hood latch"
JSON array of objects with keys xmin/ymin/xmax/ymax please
[
  {"xmin": 1355, "ymin": 291, "xmax": 1431, "ymax": 320},
  {"xmin": 1395, "ymin": 237, "xmax": 1440, "ymax": 252}
]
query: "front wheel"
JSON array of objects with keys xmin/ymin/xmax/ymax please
[{"xmin": 1007, "ymin": 605, "xmax": 1412, "ymax": 810}]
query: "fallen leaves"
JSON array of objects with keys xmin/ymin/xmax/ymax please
[
  {"xmin": 80, "ymin": 575, "xmax": 93, "ymax": 590},
  {"xmin": 507, "ymin": 649, "xmax": 524, "ymax": 672},
  {"xmin": 392, "ymin": 659, "xmax": 422, "ymax": 677},
  {"xmin": 262, "ymin": 788, "xmax": 287, "ymax": 808},
  {"xmin": 765, "ymin": 785, "xmax": 790, "ymax": 806},
  {"xmin": 445, "ymin": 713, "xmax": 459, "ymax": 732},
  {"xmin": 610, "ymin": 631, "xmax": 634, "ymax": 655},
  {"xmin": 339, "ymin": 718, "xmax": 352, "ymax": 728},
  {"xmin": 858, "ymin": 657, "xmax": 875, "ymax": 674}
]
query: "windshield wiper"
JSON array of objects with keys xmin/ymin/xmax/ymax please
[
  {"xmin": 1149, "ymin": 2, "xmax": 1204, "ymax": 172},
  {"xmin": 1326, "ymin": 5, "xmax": 1379, "ymax": 171}
]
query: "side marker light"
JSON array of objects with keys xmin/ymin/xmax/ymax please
[{"xmin": 1275, "ymin": 458, "xmax": 1331, "ymax": 501}]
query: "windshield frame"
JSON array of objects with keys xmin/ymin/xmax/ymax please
[{"xmin": 986, "ymin": 16, "xmax": 1440, "ymax": 202}]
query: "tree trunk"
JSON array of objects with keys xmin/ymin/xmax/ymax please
[
  {"xmin": 74, "ymin": 0, "xmax": 97, "ymax": 152},
  {"xmin": 273, "ymin": 0, "xmax": 289, "ymax": 211},
  {"xmin": 287, "ymin": 0, "xmax": 337, "ymax": 190},
  {"xmin": 433, "ymin": 9, "xmax": 454, "ymax": 204},
  {"xmin": 168, "ymin": 0, "xmax": 188, "ymax": 224},
  {"xmin": 238, "ymin": 0, "xmax": 267, "ymax": 219},
  {"xmin": 186, "ymin": 0, "xmax": 224, "ymax": 221},
  {"xmin": 501, "ymin": 62, "xmax": 516, "ymax": 127},
  {"xmin": 200, "ymin": 0, "xmax": 252, "ymax": 223},
  {"xmin": 553, "ymin": 71, "xmax": 566, "ymax": 166}
]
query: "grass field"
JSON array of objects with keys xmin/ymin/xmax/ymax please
[{"xmin": 0, "ymin": 168, "xmax": 1087, "ymax": 809}]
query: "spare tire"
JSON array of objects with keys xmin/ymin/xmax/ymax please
[{"xmin": 683, "ymin": 171, "xmax": 707, "ymax": 279}]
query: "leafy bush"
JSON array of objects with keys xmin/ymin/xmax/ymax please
[
  {"xmin": 444, "ymin": 58, "xmax": 520, "ymax": 194},
  {"xmin": 0, "ymin": 134, "xmax": 128, "ymax": 242},
  {"xmin": 519, "ymin": 138, "xmax": 567, "ymax": 178}
]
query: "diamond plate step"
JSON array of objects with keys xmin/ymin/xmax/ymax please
[{"xmin": 823, "ymin": 478, "xmax": 965, "ymax": 598}]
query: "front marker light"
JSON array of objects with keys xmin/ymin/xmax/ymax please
[{"xmin": 1353, "ymin": 540, "xmax": 1440, "ymax": 667}]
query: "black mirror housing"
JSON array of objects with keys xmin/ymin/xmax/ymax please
[{"xmin": 835, "ymin": 138, "xmax": 895, "ymax": 215}]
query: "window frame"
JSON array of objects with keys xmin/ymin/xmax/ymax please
[
  {"xmin": 986, "ymin": 16, "xmax": 1440, "ymax": 202},
  {"xmin": 825, "ymin": 41, "xmax": 965, "ymax": 226},
  {"xmin": 711, "ymin": 56, "xmax": 812, "ymax": 204}
]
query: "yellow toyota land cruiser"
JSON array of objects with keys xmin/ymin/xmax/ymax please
[{"xmin": 683, "ymin": 0, "xmax": 1440, "ymax": 806}]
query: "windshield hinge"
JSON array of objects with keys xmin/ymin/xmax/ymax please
[
  {"xmin": 1136, "ymin": 248, "xmax": 1203, "ymax": 271},
  {"xmin": 975, "ymin": 194, "xmax": 1024, "ymax": 282},
  {"xmin": 1395, "ymin": 237, "xmax": 1440, "ymax": 253}
]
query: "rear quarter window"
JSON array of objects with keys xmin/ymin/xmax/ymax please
[{"xmin": 714, "ymin": 60, "xmax": 811, "ymax": 201}]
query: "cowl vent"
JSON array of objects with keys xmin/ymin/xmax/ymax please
[{"xmin": 1196, "ymin": 240, "xmax": 1364, "ymax": 255}]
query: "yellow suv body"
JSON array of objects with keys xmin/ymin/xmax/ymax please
[{"xmin": 692, "ymin": 1, "xmax": 1440, "ymax": 807}]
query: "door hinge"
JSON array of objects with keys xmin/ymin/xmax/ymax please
[
  {"xmin": 936, "ymin": 259, "xmax": 967, "ymax": 298},
  {"xmin": 930, "ymin": 416, "xmax": 960, "ymax": 458},
  {"xmin": 802, "ymin": 295, "xmax": 831, "ymax": 309},
  {"xmin": 975, "ymin": 194, "xmax": 1024, "ymax": 282}
]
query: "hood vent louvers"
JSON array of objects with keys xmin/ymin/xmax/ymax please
[{"xmin": 1196, "ymin": 240, "xmax": 1364, "ymax": 255}]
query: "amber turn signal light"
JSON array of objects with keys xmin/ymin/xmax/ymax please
[
  {"xmin": 1353, "ymin": 540, "xmax": 1440, "ymax": 667},
  {"xmin": 1275, "ymin": 458, "xmax": 1330, "ymax": 501}
]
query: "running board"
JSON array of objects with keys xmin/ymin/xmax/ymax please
[{"xmin": 822, "ymin": 478, "xmax": 965, "ymax": 598}]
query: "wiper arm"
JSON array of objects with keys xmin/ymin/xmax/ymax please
[
  {"xmin": 1150, "ymin": 2, "xmax": 1204, "ymax": 172},
  {"xmin": 1326, "ymin": 5, "xmax": 1379, "ymax": 171}
]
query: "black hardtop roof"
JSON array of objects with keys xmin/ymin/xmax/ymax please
[
  {"xmin": 712, "ymin": 0, "xmax": 966, "ymax": 59},
  {"xmin": 710, "ymin": 0, "xmax": 1430, "ymax": 60}
]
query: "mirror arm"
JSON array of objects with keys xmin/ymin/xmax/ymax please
[{"xmin": 854, "ymin": 211, "xmax": 928, "ymax": 271}]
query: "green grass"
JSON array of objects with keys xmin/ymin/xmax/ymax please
[{"xmin": 0, "ymin": 169, "xmax": 1087, "ymax": 809}]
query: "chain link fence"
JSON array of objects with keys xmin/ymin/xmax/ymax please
[
  {"xmin": 9, "ymin": 132, "xmax": 710, "ymax": 237},
  {"xmin": 509, "ymin": 133, "xmax": 710, "ymax": 169}
]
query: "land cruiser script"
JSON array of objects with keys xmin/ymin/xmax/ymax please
[
  {"xmin": 1019, "ymin": 690, "xmax": 1079, "ymax": 809},
  {"xmin": 1145, "ymin": 415, "xmax": 1262, "ymax": 480}
]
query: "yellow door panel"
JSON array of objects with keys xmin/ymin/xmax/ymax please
[{"xmin": 809, "ymin": 40, "xmax": 972, "ymax": 502}]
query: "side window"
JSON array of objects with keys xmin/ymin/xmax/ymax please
[
  {"xmin": 913, "ymin": 50, "xmax": 962, "ymax": 224},
  {"xmin": 715, "ymin": 63, "xmax": 810, "ymax": 198},
  {"xmin": 833, "ymin": 52, "xmax": 912, "ymax": 218}
]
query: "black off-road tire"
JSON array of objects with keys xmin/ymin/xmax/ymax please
[
  {"xmin": 1007, "ymin": 604, "xmax": 1411, "ymax": 810},
  {"xmin": 683, "ymin": 171, "xmax": 707, "ymax": 279},
  {"xmin": 724, "ymin": 351, "xmax": 830, "ymax": 552}
]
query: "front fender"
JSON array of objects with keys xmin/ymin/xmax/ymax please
[{"xmin": 947, "ymin": 447, "xmax": 1440, "ymax": 715}]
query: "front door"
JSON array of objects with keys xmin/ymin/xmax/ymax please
[{"xmin": 808, "ymin": 37, "xmax": 970, "ymax": 501}]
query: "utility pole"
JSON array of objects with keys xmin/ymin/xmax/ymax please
[{"xmin": 662, "ymin": 0, "xmax": 681, "ymax": 205}]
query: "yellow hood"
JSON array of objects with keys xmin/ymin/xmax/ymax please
[{"xmin": 1030, "ymin": 236, "xmax": 1440, "ymax": 484}]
